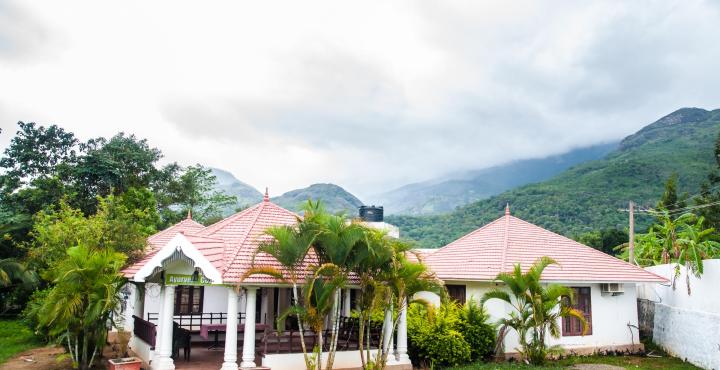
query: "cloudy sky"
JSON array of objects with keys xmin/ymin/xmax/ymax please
[{"xmin": 1, "ymin": 1, "xmax": 719, "ymax": 200}]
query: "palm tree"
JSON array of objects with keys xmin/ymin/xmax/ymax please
[
  {"xmin": 35, "ymin": 245, "xmax": 126, "ymax": 370},
  {"xmin": 481, "ymin": 257, "xmax": 587, "ymax": 365},
  {"xmin": 308, "ymin": 211, "xmax": 367, "ymax": 370},
  {"xmin": 242, "ymin": 222, "xmax": 318, "ymax": 369},
  {"xmin": 375, "ymin": 240, "xmax": 442, "ymax": 368},
  {"xmin": 0, "ymin": 258, "xmax": 36, "ymax": 288}
]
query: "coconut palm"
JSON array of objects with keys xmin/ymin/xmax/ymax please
[{"xmin": 482, "ymin": 256, "xmax": 587, "ymax": 365}]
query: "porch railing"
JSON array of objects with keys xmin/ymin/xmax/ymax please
[
  {"xmin": 133, "ymin": 315, "xmax": 157, "ymax": 349},
  {"xmin": 147, "ymin": 312, "xmax": 245, "ymax": 332}
]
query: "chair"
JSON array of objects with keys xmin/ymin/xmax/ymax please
[{"xmin": 172, "ymin": 322, "xmax": 192, "ymax": 361}]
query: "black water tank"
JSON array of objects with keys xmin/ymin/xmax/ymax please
[{"xmin": 359, "ymin": 205, "xmax": 384, "ymax": 222}]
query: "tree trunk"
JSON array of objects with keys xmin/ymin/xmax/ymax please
[
  {"xmin": 325, "ymin": 288, "xmax": 341, "ymax": 370},
  {"xmin": 292, "ymin": 283, "xmax": 311, "ymax": 368}
]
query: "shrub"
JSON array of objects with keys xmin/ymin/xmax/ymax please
[
  {"xmin": 458, "ymin": 299, "xmax": 496, "ymax": 361},
  {"xmin": 408, "ymin": 302, "xmax": 471, "ymax": 368}
]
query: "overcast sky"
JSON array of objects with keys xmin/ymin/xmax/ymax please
[{"xmin": 1, "ymin": 1, "xmax": 719, "ymax": 200}]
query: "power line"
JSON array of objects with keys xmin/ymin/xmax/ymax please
[{"xmin": 623, "ymin": 199, "xmax": 720, "ymax": 217}]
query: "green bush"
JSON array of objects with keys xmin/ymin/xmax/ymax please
[
  {"xmin": 408, "ymin": 301, "xmax": 473, "ymax": 367},
  {"xmin": 458, "ymin": 299, "xmax": 496, "ymax": 361}
]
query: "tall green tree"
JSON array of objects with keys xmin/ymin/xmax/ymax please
[
  {"xmin": 0, "ymin": 122, "xmax": 78, "ymax": 194},
  {"xmin": 71, "ymin": 133, "xmax": 162, "ymax": 214},
  {"xmin": 0, "ymin": 123, "xmax": 78, "ymax": 258},
  {"xmin": 657, "ymin": 173, "xmax": 686, "ymax": 212},
  {"xmin": 482, "ymin": 257, "xmax": 587, "ymax": 365}
]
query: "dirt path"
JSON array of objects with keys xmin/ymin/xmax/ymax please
[{"xmin": 0, "ymin": 346, "xmax": 72, "ymax": 370}]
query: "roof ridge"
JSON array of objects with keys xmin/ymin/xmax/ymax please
[
  {"xmin": 508, "ymin": 215, "xmax": 665, "ymax": 277},
  {"xmin": 499, "ymin": 212, "xmax": 511, "ymax": 275},
  {"xmin": 221, "ymin": 202, "xmax": 268, "ymax": 275},
  {"xmin": 201, "ymin": 202, "xmax": 262, "ymax": 235},
  {"xmin": 428, "ymin": 215, "xmax": 507, "ymax": 256}
]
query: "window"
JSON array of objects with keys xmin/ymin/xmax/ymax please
[
  {"xmin": 174, "ymin": 286, "xmax": 204, "ymax": 315},
  {"xmin": 446, "ymin": 285, "xmax": 466, "ymax": 305},
  {"xmin": 562, "ymin": 287, "xmax": 592, "ymax": 336}
]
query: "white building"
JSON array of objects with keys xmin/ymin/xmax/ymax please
[
  {"xmin": 121, "ymin": 193, "xmax": 410, "ymax": 370},
  {"xmin": 416, "ymin": 206, "xmax": 668, "ymax": 356},
  {"xmin": 121, "ymin": 198, "xmax": 666, "ymax": 369}
]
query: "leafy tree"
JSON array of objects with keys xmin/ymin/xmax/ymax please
[
  {"xmin": 155, "ymin": 164, "xmax": 236, "ymax": 225},
  {"xmin": 26, "ymin": 194, "xmax": 153, "ymax": 274},
  {"xmin": 32, "ymin": 245, "xmax": 126, "ymax": 370},
  {"xmin": 0, "ymin": 123, "xmax": 78, "ymax": 259},
  {"xmin": 71, "ymin": 133, "xmax": 162, "ymax": 214},
  {"xmin": 575, "ymin": 228, "xmax": 628, "ymax": 256},
  {"xmin": 482, "ymin": 257, "xmax": 587, "ymax": 365},
  {"xmin": 0, "ymin": 122, "xmax": 78, "ymax": 194}
]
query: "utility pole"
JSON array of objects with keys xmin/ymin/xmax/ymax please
[{"xmin": 629, "ymin": 201, "xmax": 635, "ymax": 265}]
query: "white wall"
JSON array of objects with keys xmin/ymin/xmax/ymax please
[
  {"xmin": 638, "ymin": 260, "xmax": 720, "ymax": 370},
  {"xmin": 262, "ymin": 349, "xmax": 411, "ymax": 370},
  {"xmin": 418, "ymin": 281, "xmax": 641, "ymax": 354}
]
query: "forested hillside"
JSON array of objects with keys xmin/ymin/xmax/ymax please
[
  {"xmin": 388, "ymin": 108, "xmax": 720, "ymax": 248},
  {"xmin": 375, "ymin": 143, "xmax": 617, "ymax": 215}
]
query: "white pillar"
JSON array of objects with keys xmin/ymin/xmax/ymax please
[
  {"xmin": 343, "ymin": 288, "xmax": 352, "ymax": 317},
  {"xmin": 396, "ymin": 298, "xmax": 409, "ymax": 362},
  {"xmin": 221, "ymin": 288, "xmax": 240, "ymax": 370},
  {"xmin": 383, "ymin": 304, "xmax": 398, "ymax": 364},
  {"xmin": 153, "ymin": 285, "xmax": 176, "ymax": 370},
  {"xmin": 134, "ymin": 284, "xmax": 145, "ymax": 321},
  {"xmin": 240, "ymin": 287, "xmax": 258, "ymax": 369}
]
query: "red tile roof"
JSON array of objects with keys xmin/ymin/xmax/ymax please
[
  {"xmin": 123, "ymin": 198, "xmax": 319, "ymax": 284},
  {"xmin": 125, "ymin": 201, "xmax": 666, "ymax": 285},
  {"xmin": 424, "ymin": 210, "xmax": 668, "ymax": 283}
]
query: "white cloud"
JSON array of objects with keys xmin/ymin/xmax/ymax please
[{"xmin": 1, "ymin": 0, "xmax": 719, "ymax": 200}]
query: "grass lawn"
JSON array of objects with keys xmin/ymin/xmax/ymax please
[
  {"xmin": 0, "ymin": 318, "xmax": 43, "ymax": 364},
  {"xmin": 450, "ymin": 353, "xmax": 700, "ymax": 370}
]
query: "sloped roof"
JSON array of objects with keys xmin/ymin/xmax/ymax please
[
  {"xmin": 424, "ymin": 207, "xmax": 667, "ymax": 283},
  {"xmin": 123, "ymin": 197, "xmax": 317, "ymax": 284},
  {"xmin": 148, "ymin": 217, "xmax": 205, "ymax": 248}
]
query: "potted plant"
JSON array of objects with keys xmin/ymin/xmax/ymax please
[{"xmin": 108, "ymin": 330, "xmax": 142, "ymax": 370}]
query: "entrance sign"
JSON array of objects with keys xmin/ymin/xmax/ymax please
[{"xmin": 165, "ymin": 273, "xmax": 212, "ymax": 286}]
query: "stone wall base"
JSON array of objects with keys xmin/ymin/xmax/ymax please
[{"xmin": 503, "ymin": 343, "xmax": 645, "ymax": 360}]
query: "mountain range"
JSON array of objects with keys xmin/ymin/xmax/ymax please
[
  {"xmin": 373, "ymin": 143, "xmax": 617, "ymax": 215},
  {"xmin": 387, "ymin": 107, "xmax": 720, "ymax": 247},
  {"xmin": 210, "ymin": 169, "xmax": 364, "ymax": 216},
  {"xmin": 211, "ymin": 107, "xmax": 720, "ymax": 249}
]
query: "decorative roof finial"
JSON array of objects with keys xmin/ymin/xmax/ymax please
[
  {"xmin": 505, "ymin": 203, "xmax": 510, "ymax": 216},
  {"xmin": 263, "ymin": 187, "xmax": 269, "ymax": 202},
  {"xmin": 187, "ymin": 209, "xmax": 192, "ymax": 219}
]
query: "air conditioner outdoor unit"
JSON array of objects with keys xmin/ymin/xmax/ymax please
[{"xmin": 600, "ymin": 283, "xmax": 624, "ymax": 295}]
